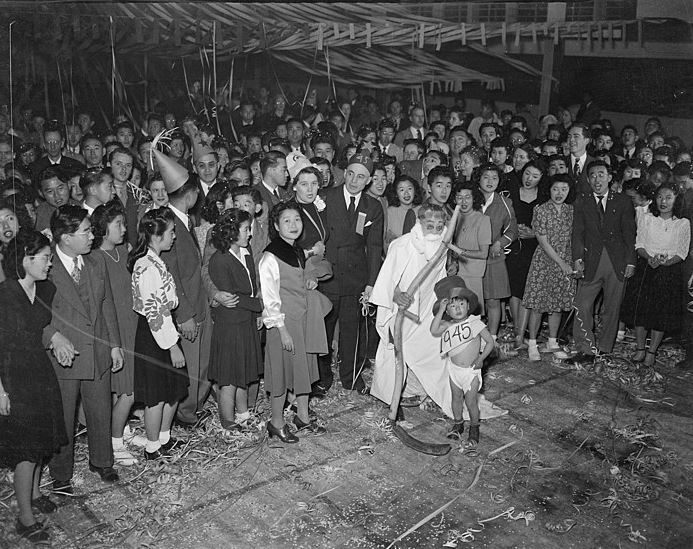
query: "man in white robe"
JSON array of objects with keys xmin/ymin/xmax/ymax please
[
  {"xmin": 370, "ymin": 205, "xmax": 508, "ymax": 421},
  {"xmin": 370, "ymin": 206, "xmax": 454, "ymax": 416}
]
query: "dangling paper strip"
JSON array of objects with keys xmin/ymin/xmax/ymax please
[
  {"xmin": 173, "ymin": 20, "xmax": 181, "ymax": 46},
  {"xmin": 317, "ymin": 23, "xmax": 324, "ymax": 50},
  {"xmin": 543, "ymin": 23, "xmax": 549, "ymax": 37},
  {"xmin": 333, "ymin": 22, "xmax": 339, "ymax": 40},
  {"xmin": 436, "ymin": 24, "xmax": 441, "ymax": 51},
  {"xmin": 419, "ymin": 23, "xmax": 425, "ymax": 48},
  {"xmin": 480, "ymin": 23, "xmax": 486, "ymax": 46},
  {"xmin": 514, "ymin": 24, "xmax": 521, "ymax": 47},
  {"xmin": 349, "ymin": 23, "xmax": 355, "ymax": 40},
  {"xmin": 638, "ymin": 20, "xmax": 643, "ymax": 47},
  {"xmin": 110, "ymin": 16, "xmax": 116, "ymax": 116},
  {"xmin": 366, "ymin": 23, "xmax": 372, "ymax": 48},
  {"xmin": 553, "ymin": 23, "xmax": 559, "ymax": 45},
  {"xmin": 461, "ymin": 22, "xmax": 466, "ymax": 45},
  {"xmin": 531, "ymin": 23, "xmax": 537, "ymax": 44},
  {"xmin": 587, "ymin": 22, "xmax": 592, "ymax": 47},
  {"xmin": 501, "ymin": 22, "xmax": 507, "ymax": 48}
]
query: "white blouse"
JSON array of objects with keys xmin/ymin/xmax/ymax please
[
  {"xmin": 258, "ymin": 252, "xmax": 285, "ymax": 329},
  {"xmin": 132, "ymin": 249, "xmax": 179, "ymax": 349},
  {"xmin": 635, "ymin": 215, "xmax": 690, "ymax": 260}
]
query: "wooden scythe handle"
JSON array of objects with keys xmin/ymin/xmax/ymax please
[{"xmin": 388, "ymin": 205, "xmax": 461, "ymax": 421}]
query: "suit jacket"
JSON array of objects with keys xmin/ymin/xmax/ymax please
[
  {"xmin": 379, "ymin": 143, "xmax": 403, "ymax": 163},
  {"xmin": 567, "ymin": 154, "xmax": 596, "ymax": 197},
  {"xmin": 572, "ymin": 191, "xmax": 636, "ymax": 282},
  {"xmin": 30, "ymin": 155, "xmax": 84, "ymax": 185},
  {"xmin": 120, "ymin": 187, "xmax": 140, "ymax": 249},
  {"xmin": 208, "ymin": 250, "xmax": 262, "ymax": 325},
  {"xmin": 394, "ymin": 127, "xmax": 426, "ymax": 149},
  {"xmin": 397, "ymin": 160, "xmax": 424, "ymax": 184},
  {"xmin": 42, "ymin": 249, "xmax": 121, "ymax": 380},
  {"xmin": 35, "ymin": 199, "xmax": 80, "ymax": 234},
  {"xmin": 253, "ymin": 181, "xmax": 291, "ymax": 227},
  {"xmin": 320, "ymin": 185, "xmax": 383, "ymax": 296},
  {"xmin": 160, "ymin": 214, "xmax": 207, "ymax": 324}
]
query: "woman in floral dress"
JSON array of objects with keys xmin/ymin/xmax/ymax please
[{"xmin": 522, "ymin": 175, "xmax": 576, "ymax": 360}]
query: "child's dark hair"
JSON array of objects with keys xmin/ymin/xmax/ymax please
[
  {"xmin": 210, "ymin": 208, "xmax": 251, "ymax": 252},
  {"xmin": 201, "ymin": 182, "xmax": 232, "ymax": 224},
  {"xmin": 91, "ymin": 199, "xmax": 125, "ymax": 249},
  {"xmin": 128, "ymin": 207, "xmax": 175, "ymax": 272}
]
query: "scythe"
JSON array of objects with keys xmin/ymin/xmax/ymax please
[{"xmin": 387, "ymin": 204, "xmax": 461, "ymax": 455}]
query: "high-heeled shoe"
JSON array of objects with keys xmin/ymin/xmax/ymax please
[
  {"xmin": 267, "ymin": 421, "xmax": 299, "ymax": 443},
  {"xmin": 293, "ymin": 415, "xmax": 327, "ymax": 435}
]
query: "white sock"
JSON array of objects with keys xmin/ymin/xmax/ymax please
[
  {"xmin": 123, "ymin": 424, "xmax": 133, "ymax": 438},
  {"xmin": 617, "ymin": 330, "xmax": 625, "ymax": 336},
  {"xmin": 528, "ymin": 339, "xmax": 537, "ymax": 347},
  {"xmin": 236, "ymin": 411, "xmax": 251, "ymax": 423},
  {"xmin": 548, "ymin": 337, "xmax": 558, "ymax": 347},
  {"xmin": 159, "ymin": 431, "xmax": 171, "ymax": 445},
  {"xmin": 112, "ymin": 437, "xmax": 125, "ymax": 450},
  {"xmin": 492, "ymin": 335, "xmax": 498, "ymax": 343},
  {"xmin": 145, "ymin": 440, "xmax": 161, "ymax": 453}
]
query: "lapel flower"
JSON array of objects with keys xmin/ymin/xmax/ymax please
[{"xmin": 314, "ymin": 195, "xmax": 326, "ymax": 212}]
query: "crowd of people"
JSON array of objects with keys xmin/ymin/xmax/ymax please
[{"xmin": 0, "ymin": 84, "xmax": 691, "ymax": 544}]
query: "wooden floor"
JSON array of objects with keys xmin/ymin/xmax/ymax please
[{"xmin": 1, "ymin": 340, "xmax": 692, "ymax": 548}]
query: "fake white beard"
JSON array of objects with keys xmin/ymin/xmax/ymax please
[{"xmin": 411, "ymin": 222, "xmax": 443, "ymax": 260}]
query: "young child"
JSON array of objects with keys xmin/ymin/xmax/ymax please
[{"xmin": 430, "ymin": 276, "xmax": 494, "ymax": 447}]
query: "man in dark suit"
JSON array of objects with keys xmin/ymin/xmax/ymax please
[
  {"xmin": 318, "ymin": 153, "xmax": 384, "ymax": 394},
  {"xmin": 566, "ymin": 123, "xmax": 596, "ymax": 197},
  {"xmin": 567, "ymin": 160, "xmax": 636, "ymax": 365},
  {"xmin": 253, "ymin": 150, "xmax": 290, "ymax": 223},
  {"xmin": 160, "ymin": 175, "xmax": 210, "ymax": 427},
  {"xmin": 576, "ymin": 91, "xmax": 601, "ymax": 125},
  {"xmin": 30, "ymin": 122, "xmax": 84, "ymax": 185},
  {"xmin": 44, "ymin": 205, "xmax": 123, "ymax": 492},
  {"xmin": 35, "ymin": 167, "xmax": 74, "ymax": 234}
]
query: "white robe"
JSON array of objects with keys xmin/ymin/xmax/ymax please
[
  {"xmin": 369, "ymin": 224, "xmax": 453, "ymax": 417},
  {"xmin": 369, "ymin": 223, "xmax": 509, "ymax": 421}
]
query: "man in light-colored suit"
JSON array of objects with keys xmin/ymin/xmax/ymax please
[
  {"xmin": 394, "ymin": 106, "xmax": 426, "ymax": 149},
  {"xmin": 45, "ymin": 205, "xmax": 123, "ymax": 492}
]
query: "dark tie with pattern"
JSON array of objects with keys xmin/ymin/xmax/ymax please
[
  {"xmin": 188, "ymin": 218, "xmax": 199, "ymax": 250},
  {"xmin": 71, "ymin": 257, "xmax": 81, "ymax": 284},
  {"xmin": 573, "ymin": 158, "xmax": 581, "ymax": 178},
  {"xmin": 417, "ymin": 129, "xmax": 424, "ymax": 141}
]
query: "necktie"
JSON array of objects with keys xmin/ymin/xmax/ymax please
[
  {"xmin": 273, "ymin": 188, "xmax": 280, "ymax": 200},
  {"xmin": 417, "ymin": 129, "xmax": 424, "ymax": 141},
  {"xmin": 596, "ymin": 195, "xmax": 605, "ymax": 218},
  {"xmin": 573, "ymin": 158, "xmax": 581, "ymax": 178},
  {"xmin": 347, "ymin": 196, "xmax": 356, "ymax": 220},
  {"xmin": 71, "ymin": 257, "xmax": 81, "ymax": 284},
  {"xmin": 188, "ymin": 218, "xmax": 200, "ymax": 250}
]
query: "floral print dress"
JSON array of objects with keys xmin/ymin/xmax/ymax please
[{"xmin": 523, "ymin": 202, "xmax": 575, "ymax": 313}]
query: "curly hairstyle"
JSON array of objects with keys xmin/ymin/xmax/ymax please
[
  {"xmin": 201, "ymin": 182, "xmax": 233, "ymax": 224},
  {"xmin": 649, "ymin": 183, "xmax": 684, "ymax": 218},
  {"xmin": 452, "ymin": 180, "xmax": 485, "ymax": 211},
  {"xmin": 91, "ymin": 199, "xmax": 126, "ymax": 249},
  {"xmin": 2, "ymin": 229, "xmax": 50, "ymax": 280},
  {"xmin": 471, "ymin": 162, "xmax": 503, "ymax": 190},
  {"xmin": 210, "ymin": 208, "xmax": 251, "ymax": 252},
  {"xmin": 385, "ymin": 175, "xmax": 423, "ymax": 208},
  {"xmin": 128, "ymin": 207, "xmax": 175, "ymax": 272}
]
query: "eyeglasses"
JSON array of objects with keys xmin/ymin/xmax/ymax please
[{"xmin": 30, "ymin": 253, "xmax": 53, "ymax": 262}]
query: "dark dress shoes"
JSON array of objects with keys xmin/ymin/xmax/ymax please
[
  {"xmin": 16, "ymin": 519, "xmax": 49, "ymax": 543},
  {"xmin": 267, "ymin": 421, "xmax": 299, "ymax": 443},
  {"xmin": 160, "ymin": 438, "xmax": 180, "ymax": 454},
  {"xmin": 144, "ymin": 449, "xmax": 166, "ymax": 461},
  {"xmin": 88, "ymin": 464, "xmax": 119, "ymax": 483},
  {"xmin": 293, "ymin": 416, "xmax": 327, "ymax": 435},
  {"xmin": 31, "ymin": 495, "xmax": 57, "ymax": 514}
]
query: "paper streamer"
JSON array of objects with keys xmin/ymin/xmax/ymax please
[
  {"xmin": 481, "ymin": 23, "xmax": 486, "ymax": 46},
  {"xmin": 317, "ymin": 23, "xmax": 324, "ymax": 50},
  {"xmin": 461, "ymin": 22, "xmax": 466, "ymax": 45},
  {"xmin": 366, "ymin": 22, "xmax": 371, "ymax": 48}
]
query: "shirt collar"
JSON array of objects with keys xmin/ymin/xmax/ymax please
[
  {"xmin": 343, "ymin": 185, "xmax": 361, "ymax": 208},
  {"xmin": 168, "ymin": 203, "xmax": 189, "ymax": 227},
  {"xmin": 56, "ymin": 243, "xmax": 83, "ymax": 273},
  {"xmin": 262, "ymin": 180, "xmax": 278, "ymax": 195}
]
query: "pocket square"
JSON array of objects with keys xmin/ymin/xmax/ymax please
[{"xmin": 364, "ymin": 221, "xmax": 373, "ymax": 227}]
